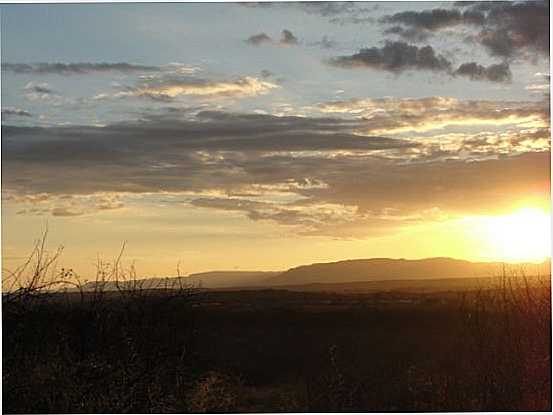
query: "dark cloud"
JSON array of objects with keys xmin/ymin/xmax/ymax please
[
  {"xmin": 280, "ymin": 29, "xmax": 298, "ymax": 45},
  {"xmin": 191, "ymin": 197, "xmax": 268, "ymax": 213},
  {"xmin": 2, "ymin": 62, "xmax": 159, "ymax": 75},
  {"xmin": 328, "ymin": 40, "xmax": 513, "ymax": 83},
  {"xmin": 328, "ymin": 41, "xmax": 452, "ymax": 73},
  {"xmin": 308, "ymin": 151, "xmax": 549, "ymax": 216},
  {"xmin": 245, "ymin": 30, "xmax": 299, "ymax": 46},
  {"xmin": 245, "ymin": 33, "xmax": 273, "ymax": 45},
  {"xmin": 2, "ymin": 108, "xmax": 32, "ymax": 118},
  {"xmin": 329, "ymin": 16, "xmax": 375, "ymax": 25},
  {"xmin": 296, "ymin": 2, "xmax": 359, "ymax": 17},
  {"xmin": 190, "ymin": 197, "xmax": 364, "ymax": 235},
  {"xmin": 51, "ymin": 207, "xmax": 84, "ymax": 217},
  {"xmin": 379, "ymin": 8, "xmax": 483, "ymax": 43},
  {"xmin": 454, "ymin": 61, "xmax": 512, "ymax": 83},
  {"xmin": 240, "ymin": 2, "xmax": 371, "ymax": 18},
  {"xmin": 260, "ymin": 69, "xmax": 274, "ymax": 78},
  {"xmin": 380, "ymin": 1, "xmax": 549, "ymax": 60},
  {"xmin": 1, "ymin": 110, "xmax": 415, "ymax": 188},
  {"xmin": 2, "ymin": 108, "xmax": 548, "ymax": 236},
  {"xmin": 477, "ymin": 0, "xmax": 549, "ymax": 58},
  {"xmin": 300, "ymin": 2, "xmax": 377, "ymax": 26},
  {"xmin": 380, "ymin": 8, "xmax": 484, "ymax": 32},
  {"xmin": 312, "ymin": 36, "xmax": 337, "ymax": 49},
  {"xmin": 188, "ymin": 150, "xmax": 550, "ymax": 235},
  {"xmin": 383, "ymin": 26, "xmax": 431, "ymax": 43},
  {"xmin": 239, "ymin": 2, "xmax": 377, "ymax": 28},
  {"xmin": 454, "ymin": 1, "xmax": 479, "ymax": 7}
]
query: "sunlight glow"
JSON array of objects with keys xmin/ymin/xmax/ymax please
[{"xmin": 480, "ymin": 207, "xmax": 551, "ymax": 262}]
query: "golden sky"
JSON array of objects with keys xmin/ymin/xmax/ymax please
[{"xmin": 1, "ymin": 2, "xmax": 551, "ymax": 278}]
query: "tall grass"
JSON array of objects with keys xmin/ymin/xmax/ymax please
[
  {"xmin": 454, "ymin": 269, "xmax": 551, "ymax": 410},
  {"xmin": 303, "ymin": 268, "xmax": 551, "ymax": 412},
  {"xmin": 2, "ymin": 231, "xmax": 199, "ymax": 413}
]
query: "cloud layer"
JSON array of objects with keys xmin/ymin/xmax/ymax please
[
  {"xmin": 318, "ymin": 96, "xmax": 548, "ymax": 133},
  {"xmin": 3, "ymin": 106, "xmax": 549, "ymax": 235},
  {"xmin": 2, "ymin": 107, "xmax": 32, "ymax": 118},
  {"xmin": 2, "ymin": 62, "xmax": 159, "ymax": 75}
]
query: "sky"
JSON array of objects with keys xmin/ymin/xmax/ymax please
[{"xmin": 1, "ymin": 1, "xmax": 551, "ymax": 278}]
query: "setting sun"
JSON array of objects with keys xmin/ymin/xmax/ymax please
[{"xmin": 480, "ymin": 207, "xmax": 551, "ymax": 262}]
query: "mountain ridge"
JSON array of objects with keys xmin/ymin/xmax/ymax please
[
  {"xmin": 266, "ymin": 257, "xmax": 551, "ymax": 286},
  {"xmin": 80, "ymin": 257, "xmax": 551, "ymax": 291}
]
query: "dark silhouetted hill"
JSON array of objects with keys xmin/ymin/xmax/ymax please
[
  {"xmin": 266, "ymin": 257, "xmax": 551, "ymax": 286},
  {"xmin": 80, "ymin": 258, "xmax": 550, "ymax": 292}
]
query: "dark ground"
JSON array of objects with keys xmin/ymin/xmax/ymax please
[{"xmin": 3, "ymin": 283, "xmax": 551, "ymax": 413}]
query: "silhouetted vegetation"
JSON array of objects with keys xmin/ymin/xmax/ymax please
[{"xmin": 3, "ymin": 234, "xmax": 551, "ymax": 412}]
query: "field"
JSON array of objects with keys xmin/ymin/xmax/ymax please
[{"xmin": 3, "ymin": 277, "xmax": 551, "ymax": 413}]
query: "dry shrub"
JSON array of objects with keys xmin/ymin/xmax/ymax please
[
  {"xmin": 186, "ymin": 371, "xmax": 242, "ymax": 413},
  {"xmin": 458, "ymin": 269, "xmax": 551, "ymax": 411},
  {"xmin": 3, "ymin": 230, "xmax": 198, "ymax": 413}
]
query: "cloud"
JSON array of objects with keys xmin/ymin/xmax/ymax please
[
  {"xmin": 8, "ymin": 192, "xmax": 125, "ymax": 217},
  {"xmin": 383, "ymin": 26, "xmax": 431, "ymax": 43},
  {"xmin": 51, "ymin": 207, "xmax": 84, "ymax": 217},
  {"xmin": 245, "ymin": 29, "xmax": 299, "ymax": 46},
  {"xmin": 318, "ymin": 96, "xmax": 548, "ymax": 134},
  {"xmin": 298, "ymin": 2, "xmax": 377, "ymax": 26},
  {"xmin": 246, "ymin": 33, "xmax": 273, "ymax": 45},
  {"xmin": 453, "ymin": 1, "xmax": 478, "ymax": 7},
  {"xmin": 1, "ymin": 110, "xmax": 413, "ymax": 196},
  {"xmin": 2, "ymin": 62, "xmax": 159, "ymax": 75},
  {"xmin": 306, "ymin": 151, "xmax": 549, "ymax": 219},
  {"xmin": 296, "ymin": 2, "xmax": 360, "ymax": 17},
  {"xmin": 476, "ymin": 0, "xmax": 549, "ymax": 59},
  {"xmin": 21, "ymin": 82, "xmax": 71, "ymax": 105},
  {"xmin": 380, "ymin": 8, "xmax": 484, "ymax": 35},
  {"xmin": 526, "ymin": 84, "xmax": 550, "ymax": 93},
  {"xmin": 2, "ymin": 108, "xmax": 548, "ymax": 236},
  {"xmin": 312, "ymin": 36, "xmax": 337, "ymax": 49},
  {"xmin": 328, "ymin": 40, "xmax": 512, "ymax": 83},
  {"xmin": 328, "ymin": 41, "xmax": 452, "ymax": 73},
  {"xmin": 2, "ymin": 107, "xmax": 32, "ymax": 118},
  {"xmin": 23, "ymin": 82, "xmax": 53, "ymax": 94},
  {"xmin": 454, "ymin": 61, "xmax": 512, "ymax": 83},
  {"xmin": 190, "ymin": 196, "xmax": 367, "ymax": 235},
  {"xmin": 379, "ymin": 1, "xmax": 549, "ymax": 60},
  {"xmin": 180, "ymin": 150, "xmax": 550, "ymax": 236},
  {"xmin": 260, "ymin": 69, "xmax": 274, "ymax": 78},
  {"xmin": 330, "ymin": 15, "xmax": 376, "ymax": 25},
  {"xmin": 280, "ymin": 29, "xmax": 298, "ymax": 45},
  {"xmin": 114, "ymin": 75, "xmax": 279, "ymax": 100},
  {"xmin": 241, "ymin": 2, "xmax": 374, "ymax": 21}
]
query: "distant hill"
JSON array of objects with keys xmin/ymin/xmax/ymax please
[
  {"xmin": 79, "ymin": 258, "xmax": 550, "ymax": 292},
  {"xmin": 183, "ymin": 271, "xmax": 279, "ymax": 288},
  {"xmin": 266, "ymin": 257, "xmax": 551, "ymax": 286}
]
